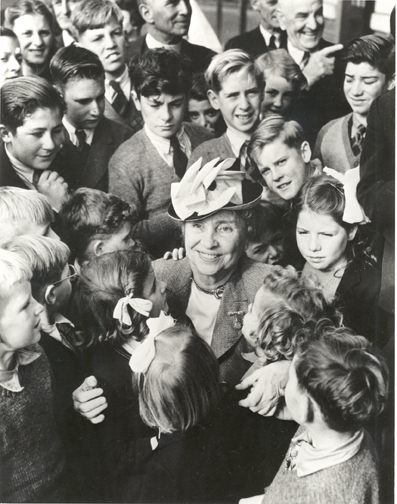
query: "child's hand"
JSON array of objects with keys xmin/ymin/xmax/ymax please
[
  {"xmin": 303, "ymin": 44, "xmax": 343, "ymax": 88},
  {"xmin": 163, "ymin": 247, "xmax": 185, "ymax": 260},
  {"xmin": 72, "ymin": 376, "xmax": 108, "ymax": 424},
  {"xmin": 236, "ymin": 360, "xmax": 291, "ymax": 416},
  {"xmin": 36, "ymin": 170, "xmax": 69, "ymax": 211}
]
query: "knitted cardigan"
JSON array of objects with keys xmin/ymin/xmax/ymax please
[
  {"xmin": 0, "ymin": 344, "xmax": 67, "ymax": 503},
  {"xmin": 262, "ymin": 427, "xmax": 379, "ymax": 504},
  {"xmin": 313, "ymin": 113, "xmax": 360, "ymax": 174}
]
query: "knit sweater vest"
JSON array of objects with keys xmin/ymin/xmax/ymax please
[{"xmin": 0, "ymin": 344, "xmax": 67, "ymax": 503}]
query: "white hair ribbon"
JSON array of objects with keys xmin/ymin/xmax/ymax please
[
  {"xmin": 170, "ymin": 157, "xmax": 245, "ymax": 220},
  {"xmin": 323, "ymin": 167, "xmax": 370, "ymax": 224},
  {"xmin": 129, "ymin": 311, "xmax": 176, "ymax": 374},
  {"xmin": 113, "ymin": 293, "xmax": 153, "ymax": 326}
]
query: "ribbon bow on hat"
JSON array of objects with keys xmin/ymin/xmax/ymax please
[
  {"xmin": 113, "ymin": 293, "xmax": 153, "ymax": 326},
  {"xmin": 323, "ymin": 167, "xmax": 370, "ymax": 224},
  {"xmin": 129, "ymin": 311, "xmax": 176, "ymax": 373},
  {"xmin": 170, "ymin": 157, "xmax": 245, "ymax": 221}
]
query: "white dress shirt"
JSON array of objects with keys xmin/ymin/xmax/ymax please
[
  {"xmin": 226, "ymin": 128, "xmax": 249, "ymax": 157},
  {"xmin": 62, "ymin": 117, "xmax": 95, "ymax": 147},
  {"xmin": 144, "ymin": 124, "xmax": 191, "ymax": 168},
  {"xmin": 259, "ymin": 25, "xmax": 281, "ymax": 48},
  {"xmin": 105, "ymin": 64, "xmax": 131, "ymax": 104},
  {"xmin": 145, "ymin": 32, "xmax": 182, "ymax": 53}
]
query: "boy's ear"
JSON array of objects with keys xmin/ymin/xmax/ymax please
[
  {"xmin": 131, "ymin": 89, "xmax": 141, "ymax": 111},
  {"xmin": 93, "ymin": 239, "xmax": 105, "ymax": 257},
  {"xmin": 207, "ymin": 89, "xmax": 220, "ymax": 110},
  {"xmin": 348, "ymin": 225, "xmax": 358, "ymax": 241},
  {"xmin": 0, "ymin": 124, "xmax": 13, "ymax": 144},
  {"xmin": 139, "ymin": 1, "xmax": 154, "ymax": 24},
  {"xmin": 300, "ymin": 141, "xmax": 312, "ymax": 163},
  {"xmin": 44, "ymin": 284, "xmax": 57, "ymax": 306}
]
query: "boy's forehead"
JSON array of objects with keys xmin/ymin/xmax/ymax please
[
  {"xmin": 81, "ymin": 16, "xmax": 123, "ymax": 34},
  {"xmin": 345, "ymin": 61, "xmax": 383, "ymax": 76},
  {"xmin": 19, "ymin": 106, "xmax": 62, "ymax": 129},
  {"xmin": 219, "ymin": 68, "xmax": 260, "ymax": 92},
  {"xmin": 142, "ymin": 92, "xmax": 186, "ymax": 103},
  {"xmin": 64, "ymin": 77, "xmax": 105, "ymax": 97}
]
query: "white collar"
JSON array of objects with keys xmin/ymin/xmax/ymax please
[
  {"xmin": 4, "ymin": 144, "xmax": 36, "ymax": 187},
  {"xmin": 226, "ymin": 128, "xmax": 249, "ymax": 157},
  {"xmin": 287, "ymin": 40, "xmax": 306, "ymax": 67},
  {"xmin": 0, "ymin": 348, "xmax": 41, "ymax": 392},
  {"xmin": 62, "ymin": 116, "xmax": 95, "ymax": 146},
  {"xmin": 62, "ymin": 29, "xmax": 75, "ymax": 47},
  {"xmin": 106, "ymin": 64, "xmax": 129, "ymax": 85},
  {"xmin": 146, "ymin": 32, "xmax": 182, "ymax": 52},
  {"xmin": 259, "ymin": 25, "xmax": 279, "ymax": 47},
  {"xmin": 144, "ymin": 123, "xmax": 185, "ymax": 152}
]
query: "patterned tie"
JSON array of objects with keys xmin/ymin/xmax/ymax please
[
  {"xmin": 269, "ymin": 35, "xmax": 277, "ymax": 50},
  {"xmin": 75, "ymin": 129, "xmax": 90, "ymax": 164},
  {"xmin": 239, "ymin": 141, "xmax": 263, "ymax": 185},
  {"xmin": 300, "ymin": 52, "xmax": 310, "ymax": 70},
  {"xmin": 351, "ymin": 124, "xmax": 366, "ymax": 157},
  {"xmin": 109, "ymin": 80, "xmax": 130, "ymax": 118},
  {"xmin": 170, "ymin": 136, "xmax": 188, "ymax": 179}
]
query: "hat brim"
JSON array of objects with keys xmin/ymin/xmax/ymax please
[{"xmin": 168, "ymin": 179, "xmax": 263, "ymax": 222}]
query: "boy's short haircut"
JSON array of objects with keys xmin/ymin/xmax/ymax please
[
  {"xmin": 205, "ymin": 48, "xmax": 263, "ymax": 94},
  {"xmin": 343, "ymin": 34, "xmax": 395, "ymax": 84},
  {"xmin": 5, "ymin": 0, "xmax": 55, "ymax": 33},
  {"xmin": 131, "ymin": 48, "xmax": 192, "ymax": 99},
  {"xmin": 0, "ymin": 26, "xmax": 18, "ymax": 39},
  {"xmin": 0, "ymin": 249, "xmax": 32, "ymax": 311},
  {"xmin": 115, "ymin": 0, "xmax": 144, "ymax": 29},
  {"xmin": 71, "ymin": 0, "xmax": 123, "ymax": 35},
  {"xmin": 2, "ymin": 235, "xmax": 70, "ymax": 301},
  {"xmin": 247, "ymin": 202, "xmax": 284, "ymax": 243},
  {"xmin": 248, "ymin": 115, "xmax": 305, "ymax": 165},
  {"xmin": 0, "ymin": 187, "xmax": 54, "ymax": 244},
  {"xmin": 189, "ymin": 72, "xmax": 209, "ymax": 102},
  {"xmin": 1, "ymin": 76, "xmax": 65, "ymax": 133},
  {"xmin": 256, "ymin": 49, "xmax": 307, "ymax": 93},
  {"xmin": 50, "ymin": 45, "xmax": 105, "ymax": 88},
  {"xmin": 60, "ymin": 188, "xmax": 136, "ymax": 261}
]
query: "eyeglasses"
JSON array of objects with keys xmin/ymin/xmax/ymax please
[{"xmin": 52, "ymin": 264, "xmax": 78, "ymax": 286}]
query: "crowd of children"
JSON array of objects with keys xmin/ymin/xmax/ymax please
[{"xmin": 0, "ymin": 0, "xmax": 395, "ymax": 502}]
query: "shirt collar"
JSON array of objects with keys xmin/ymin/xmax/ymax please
[
  {"xmin": 226, "ymin": 128, "xmax": 249, "ymax": 157},
  {"xmin": 144, "ymin": 123, "xmax": 185, "ymax": 153},
  {"xmin": 350, "ymin": 113, "xmax": 366, "ymax": 139},
  {"xmin": 62, "ymin": 116, "xmax": 95, "ymax": 145},
  {"xmin": 259, "ymin": 25, "xmax": 279, "ymax": 47},
  {"xmin": 287, "ymin": 40, "xmax": 306, "ymax": 67},
  {"xmin": 290, "ymin": 427, "xmax": 364, "ymax": 477},
  {"xmin": 146, "ymin": 32, "xmax": 182, "ymax": 52},
  {"xmin": 4, "ymin": 145, "xmax": 35, "ymax": 187},
  {"xmin": 0, "ymin": 348, "xmax": 41, "ymax": 392}
]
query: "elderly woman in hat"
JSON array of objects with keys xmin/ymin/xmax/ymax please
[{"xmin": 154, "ymin": 157, "xmax": 273, "ymax": 387}]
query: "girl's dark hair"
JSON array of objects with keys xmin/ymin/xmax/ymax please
[
  {"xmin": 295, "ymin": 325, "xmax": 388, "ymax": 432},
  {"xmin": 137, "ymin": 325, "xmax": 222, "ymax": 433},
  {"xmin": 75, "ymin": 250, "xmax": 152, "ymax": 349},
  {"xmin": 295, "ymin": 174, "xmax": 376, "ymax": 264}
]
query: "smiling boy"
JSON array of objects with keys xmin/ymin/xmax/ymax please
[
  {"xmin": 188, "ymin": 50, "xmax": 263, "ymax": 180},
  {"xmin": 71, "ymin": 0, "xmax": 144, "ymax": 132},
  {"xmin": 0, "ymin": 76, "xmax": 69, "ymax": 211},
  {"xmin": 50, "ymin": 45, "xmax": 133, "ymax": 191},
  {"xmin": 109, "ymin": 48, "xmax": 213, "ymax": 258},
  {"xmin": 314, "ymin": 34, "xmax": 395, "ymax": 174}
]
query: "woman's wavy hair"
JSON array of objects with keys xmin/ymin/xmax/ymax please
[
  {"xmin": 295, "ymin": 174, "xmax": 376, "ymax": 263},
  {"xmin": 75, "ymin": 249, "xmax": 152, "ymax": 349},
  {"xmin": 295, "ymin": 324, "xmax": 389, "ymax": 432},
  {"xmin": 255, "ymin": 266, "xmax": 342, "ymax": 362},
  {"xmin": 137, "ymin": 325, "xmax": 222, "ymax": 434}
]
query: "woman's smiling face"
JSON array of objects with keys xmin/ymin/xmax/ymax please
[{"xmin": 184, "ymin": 210, "xmax": 247, "ymax": 285}]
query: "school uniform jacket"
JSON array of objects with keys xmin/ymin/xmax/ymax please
[
  {"xmin": 54, "ymin": 116, "xmax": 133, "ymax": 192},
  {"xmin": 109, "ymin": 122, "xmax": 213, "ymax": 258},
  {"xmin": 0, "ymin": 140, "xmax": 31, "ymax": 189},
  {"xmin": 104, "ymin": 97, "xmax": 144, "ymax": 135},
  {"xmin": 225, "ymin": 26, "xmax": 288, "ymax": 58},
  {"xmin": 127, "ymin": 36, "xmax": 216, "ymax": 73},
  {"xmin": 154, "ymin": 256, "xmax": 273, "ymax": 387}
]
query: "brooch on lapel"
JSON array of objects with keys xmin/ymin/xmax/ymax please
[{"xmin": 227, "ymin": 310, "xmax": 245, "ymax": 330}]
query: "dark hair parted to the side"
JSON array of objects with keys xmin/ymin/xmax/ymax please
[
  {"xmin": 50, "ymin": 45, "xmax": 104, "ymax": 87},
  {"xmin": 343, "ymin": 34, "xmax": 395, "ymax": 84},
  {"xmin": 75, "ymin": 249, "xmax": 152, "ymax": 349},
  {"xmin": 0, "ymin": 26, "xmax": 18, "ymax": 39},
  {"xmin": 1, "ymin": 76, "xmax": 65, "ymax": 132},
  {"xmin": 71, "ymin": 0, "xmax": 124, "ymax": 35},
  {"xmin": 130, "ymin": 48, "xmax": 192, "ymax": 99},
  {"xmin": 295, "ymin": 326, "xmax": 389, "ymax": 432},
  {"xmin": 248, "ymin": 115, "xmax": 306, "ymax": 166},
  {"xmin": 5, "ymin": 0, "xmax": 55, "ymax": 32},
  {"xmin": 137, "ymin": 325, "xmax": 222, "ymax": 434},
  {"xmin": 59, "ymin": 188, "xmax": 138, "ymax": 262},
  {"xmin": 189, "ymin": 72, "xmax": 209, "ymax": 102}
]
